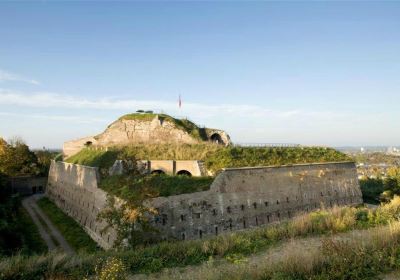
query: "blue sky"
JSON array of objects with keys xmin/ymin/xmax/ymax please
[{"xmin": 0, "ymin": 2, "xmax": 399, "ymax": 148}]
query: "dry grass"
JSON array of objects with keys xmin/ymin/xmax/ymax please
[{"xmin": 130, "ymin": 222, "xmax": 400, "ymax": 280}]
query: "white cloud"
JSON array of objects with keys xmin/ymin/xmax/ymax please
[
  {"xmin": 0, "ymin": 111, "xmax": 106, "ymax": 124},
  {"xmin": 0, "ymin": 69, "xmax": 40, "ymax": 85},
  {"xmin": 0, "ymin": 89, "xmax": 344, "ymax": 121}
]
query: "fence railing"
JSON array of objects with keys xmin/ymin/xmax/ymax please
[{"xmin": 233, "ymin": 143, "xmax": 301, "ymax": 148}]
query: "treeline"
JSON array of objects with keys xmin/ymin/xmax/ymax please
[
  {"xmin": 0, "ymin": 137, "xmax": 50, "ymax": 256},
  {"xmin": 360, "ymin": 167, "xmax": 400, "ymax": 204}
]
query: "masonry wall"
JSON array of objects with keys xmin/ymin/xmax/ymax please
[
  {"xmin": 11, "ymin": 176, "xmax": 47, "ymax": 195},
  {"xmin": 149, "ymin": 162, "xmax": 363, "ymax": 241},
  {"xmin": 46, "ymin": 161, "xmax": 117, "ymax": 249},
  {"xmin": 47, "ymin": 161, "xmax": 362, "ymax": 248}
]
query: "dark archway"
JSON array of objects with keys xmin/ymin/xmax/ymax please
[
  {"xmin": 84, "ymin": 141, "xmax": 93, "ymax": 147},
  {"xmin": 177, "ymin": 170, "xmax": 192, "ymax": 177},
  {"xmin": 210, "ymin": 133, "xmax": 224, "ymax": 145},
  {"xmin": 151, "ymin": 170, "xmax": 165, "ymax": 175}
]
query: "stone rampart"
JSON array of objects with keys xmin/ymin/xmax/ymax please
[
  {"xmin": 149, "ymin": 161, "xmax": 362, "ymax": 240},
  {"xmin": 46, "ymin": 161, "xmax": 117, "ymax": 249},
  {"xmin": 47, "ymin": 161, "xmax": 362, "ymax": 248}
]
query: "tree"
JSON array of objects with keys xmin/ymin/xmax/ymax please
[{"xmin": 0, "ymin": 137, "xmax": 40, "ymax": 177}]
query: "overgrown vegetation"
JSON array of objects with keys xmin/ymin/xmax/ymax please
[
  {"xmin": 98, "ymin": 174, "xmax": 214, "ymax": 248},
  {"xmin": 66, "ymin": 144, "xmax": 350, "ymax": 173},
  {"xmin": 0, "ymin": 137, "xmax": 48, "ymax": 256},
  {"xmin": 37, "ymin": 197, "xmax": 99, "ymax": 254},
  {"xmin": 4, "ymin": 197, "xmax": 400, "ymax": 279},
  {"xmin": 16, "ymin": 207, "xmax": 47, "ymax": 255},
  {"xmin": 0, "ymin": 190, "xmax": 46, "ymax": 256},
  {"xmin": 360, "ymin": 167, "xmax": 400, "ymax": 204},
  {"xmin": 100, "ymin": 174, "xmax": 214, "ymax": 198}
]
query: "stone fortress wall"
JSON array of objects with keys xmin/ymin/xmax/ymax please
[
  {"xmin": 47, "ymin": 160, "xmax": 363, "ymax": 248},
  {"xmin": 46, "ymin": 161, "xmax": 117, "ymax": 249}
]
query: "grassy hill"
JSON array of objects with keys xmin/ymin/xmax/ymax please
[{"xmin": 65, "ymin": 144, "xmax": 351, "ymax": 173}]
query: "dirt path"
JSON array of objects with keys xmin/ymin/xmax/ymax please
[{"xmin": 22, "ymin": 194, "xmax": 74, "ymax": 254}]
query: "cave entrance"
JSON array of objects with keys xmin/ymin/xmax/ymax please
[{"xmin": 210, "ymin": 133, "xmax": 224, "ymax": 145}]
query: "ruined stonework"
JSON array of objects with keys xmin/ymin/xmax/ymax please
[
  {"xmin": 47, "ymin": 161, "xmax": 362, "ymax": 248},
  {"xmin": 63, "ymin": 114, "xmax": 231, "ymax": 158}
]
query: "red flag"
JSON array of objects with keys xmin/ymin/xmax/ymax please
[{"xmin": 179, "ymin": 95, "xmax": 182, "ymax": 108}]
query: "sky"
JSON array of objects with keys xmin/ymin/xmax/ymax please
[{"xmin": 0, "ymin": 2, "xmax": 399, "ymax": 149}]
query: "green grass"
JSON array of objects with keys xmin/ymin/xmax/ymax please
[
  {"xmin": 65, "ymin": 144, "xmax": 350, "ymax": 173},
  {"xmin": 99, "ymin": 174, "xmax": 214, "ymax": 199},
  {"xmin": 17, "ymin": 207, "xmax": 47, "ymax": 255},
  {"xmin": 36, "ymin": 197, "xmax": 99, "ymax": 254},
  {"xmin": 4, "ymin": 197, "xmax": 400, "ymax": 280},
  {"xmin": 66, "ymin": 149, "xmax": 119, "ymax": 168}
]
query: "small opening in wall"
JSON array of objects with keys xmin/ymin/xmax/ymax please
[
  {"xmin": 277, "ymin": 212, "xmax": 281, "ymax": 220},
  {"xmin": 253, "ymin": 202, "xmax": 257, "ymax": 209},
  {"xmin": 243, "ymin": 219, "xmax": 247, "ymax": 228},
  {"xmin": 286, "ymin": 197, "xmax": 289, "ymax": 203},
  {"xmin": 320, "ymin": 192, "xmax": 324, "ymax": 197},
  {"xmin": 241, "ymin": 204, "xmax": 245, "ymax": 211},
  {"xmin": 264, "ymin": 201, "xmax": 269, "ymax": 207},
  {"xmin": 162, "ymin": 214, "xmax": 168, "ymax": 225},
  {"xmin": 199, "ymin": 229, "xmax": 203, "ymax": 239},
  {"xmin": 288, "ymin": 211, "xmax": 291, "ymax": 218},
  {"xmin": 212, "ymin": 209, "xmax": 217, "ymax": 216},
  {"xmin": 215, "ymin": 226, "xmax": 218, "ymax": 236},
  {"xmin": 180, "ymin": 214, "xmax": 186, "ymax": 222},
  {"xmin": 107, "ymin": 235, "xmax": 110, "ymax": 242},
  {"xmin": 229, "ymin": 220, "xmax": 233, "ymax": 231},
  {"xmin": 276, "ymin": 200, "xmax": 280, "ymax": 205},
  {"xmin": 267, "ymin": 215, "xmax": 270, "ymax": 223},
  {"xmin": 227, "ymin": 206, "xmax": 231, "ymax": 214},
  {"xmin": 182, "ymin": 232, "xmax": 186, "ymax": 240},
  {"xmin": 255, "ymin": 217, "xmax": 259, "ymax": 226}
]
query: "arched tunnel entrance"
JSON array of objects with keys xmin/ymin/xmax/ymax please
[
  {"xmin": 177, "ymin": 170, "xmax": 192, "ymax": 176},
  {"xmin": 210, "ymin": 133, "xmax": 224, "ymax": 145},
  {"xmin": 151, "ymin": 170, "xmax": 165, "ymax": 175}
]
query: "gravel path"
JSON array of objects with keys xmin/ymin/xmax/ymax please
[{"xmin": 22, "ymin": 194, "xmax": 74, "ymax": 254}]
